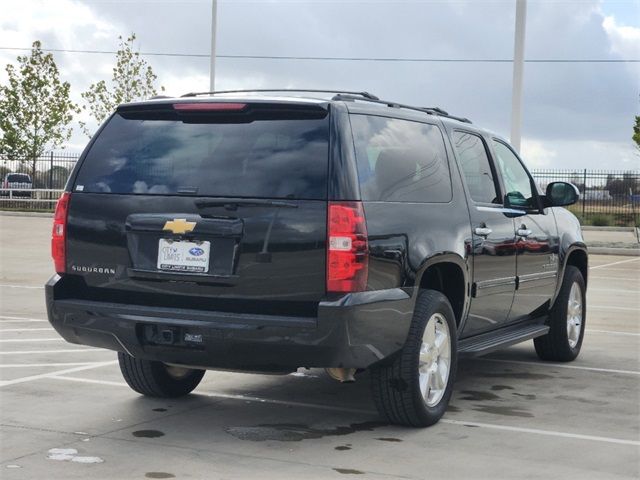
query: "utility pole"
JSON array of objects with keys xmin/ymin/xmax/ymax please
[
  {"xmin": 209, "ymin": 0, "xmax": 218, "ymax": 92},
  {"xmin": 510, "ymin": 0, "xmax": 527, "ymax": 152}
]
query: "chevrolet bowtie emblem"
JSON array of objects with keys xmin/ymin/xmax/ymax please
[{"xmin": 163, "ymin": 218, "xmax": 196, "ymax": 235}]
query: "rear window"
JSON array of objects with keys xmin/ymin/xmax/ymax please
[
  {"xmin": 74, "ymin": 110, "xmax": 329, "ymax": 199},
  {"xmin": 7, "ymin": 174, "xmax": 31, "ymax": 182},
  {"xmin": 350, "ymin": 115, "xmax": 452, "ymax": 203}
]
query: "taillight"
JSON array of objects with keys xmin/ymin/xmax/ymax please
[
  {"xmin": 51, "ymin": 192, "xmax": 71, "ymax": 274},
  {"xmin": 327, "ymin": 201, "xmax": 369, "ymax": 293}
]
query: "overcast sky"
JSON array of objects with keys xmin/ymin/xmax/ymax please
[{"xmin": 1, "ymin": 0, "xmax": 638, "ymax": 170}]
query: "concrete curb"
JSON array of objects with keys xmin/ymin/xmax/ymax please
[
  {"xmin": 1, "ymin": 211, "xmax": 638, "ymax": 255},
  {"xmin": 581, "ymin": 226, "xmax": 636, "ymax": 232},
  {"xmin": 0, "ymin": 211, "xmax": 53, "ymax": 218},
  {"xmin": 589, "ymin": 247, "xmax": 640, "ymax": 256}
]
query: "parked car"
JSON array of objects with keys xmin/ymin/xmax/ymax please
[
  {"xmin": 2, "ymin": 173, "xmax": 33, "ymax": 197},
  {"xmin": 45, "ymin": 90, "xmax": 587, "ymax": 427}
]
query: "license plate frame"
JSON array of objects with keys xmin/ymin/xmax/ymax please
[{"xmin": 157, "ymin": 239, "xmax": 210, "ymax": 273}]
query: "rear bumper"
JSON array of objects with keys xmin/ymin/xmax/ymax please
[{"xmin": 45, "ymin": 275, "xmax": 414, "ymax": 370}]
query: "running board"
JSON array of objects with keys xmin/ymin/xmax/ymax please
[{"xmin": 458, "ymin": 320, "xmax": 549, "ymax": 358}]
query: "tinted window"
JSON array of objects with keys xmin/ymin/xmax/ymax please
[
  {"xmin": 75, "ymin": 113, "xmax": 329, "ymax": 199},
  {"xmin": 492, "ymin": 140, "xmax": 535, "ymax": 209},
  {"xmin": 7, "ymin": 174, "xmax": 31, "ymax": 182},
  {"xmin": 350, "ymin": 115, "xmax": 451, "ymax": 202},
  {"xmin": 452, "ymin": 131, "xmax": 499, "ymax": 204}
]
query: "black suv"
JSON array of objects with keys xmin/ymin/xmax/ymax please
[{"xmin": 46, "ymin": 90, "xmax": 587, "ymax": 427}]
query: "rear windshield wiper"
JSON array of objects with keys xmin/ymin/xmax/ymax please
[{"xmin": 195, "ymin": 198, "xmax": 299, "ymax": 210}]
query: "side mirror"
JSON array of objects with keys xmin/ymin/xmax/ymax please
[{"xmin": 544, "ymin": 182, "xmax": 579, "ymax": 207}]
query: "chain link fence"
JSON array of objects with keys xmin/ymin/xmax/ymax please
[{"xmin": 1, "ymin": 154, "xmax": 638, "ymax": 226}]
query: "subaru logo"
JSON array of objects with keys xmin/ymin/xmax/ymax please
[{"xmin": 189, "ymin": 247, "xmax": 204, "ymax": 256}]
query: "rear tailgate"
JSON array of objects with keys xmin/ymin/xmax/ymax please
[{"xmin": 64, "ymin": 100, "xmax": 330, "ymax": 317}]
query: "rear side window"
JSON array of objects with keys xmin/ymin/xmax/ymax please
[
  {"xmin": 350, "ymin": 115, "xmax": 452, "ymax": 203},
  {"xmin": 452, "ymin": 131, "xmax": 499, "ymax": 204},
  {"xmin": 74, "ymin": 111, "xmax": 329, "ymax": 199}
]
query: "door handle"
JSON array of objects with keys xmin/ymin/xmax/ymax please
[
  {"xmin": 474, "ymin": 227, "xmax": 492, "ymax": 237},
  {"xmin": 517, "ymin": 228, "xmax": 532, "ymax": 237}
]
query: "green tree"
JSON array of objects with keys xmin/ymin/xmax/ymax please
[
  {"xmin": 633, "ymin": 116, "xmax": 640, "ymax": 150},
  {"xmin": 0, "ymin": 41, "xmax": 79, "ymax": 178},
  {"xmin": 81, "ymin": 34, "xmax": 164, "ymax": 136}
]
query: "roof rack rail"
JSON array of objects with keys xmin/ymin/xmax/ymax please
[
  {"xmin": 180, "ymin": 89, "xmax": 379, "ymax": 100},
  {"xmin": 332, "ymin": 94, "xmax": 472, "ymax": 124}
]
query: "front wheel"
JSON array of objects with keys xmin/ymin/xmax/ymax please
[
  {"xmin": 534, "ymin": 265, "xmax": 586, "ymax": 362},
  {"xmin": 118, "ymin": 352, "xmax": 205, "ymax": 397},
  {"xmin": 371, "ymin": 290, "xmax": 458, "ymax": 427}
]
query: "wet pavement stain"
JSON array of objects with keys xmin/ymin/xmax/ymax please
[
  {"xmin": 224, "ymin": 421, "xmax": 386, "ymax": 442},
  {"xmin": 472, "ymin": 405, "xmax": 534, "ymax": 418},
  {"xmin": 554, "ymin": 395, "xmax": 609, "ymax": 406},
  {"xmin": 460, "ymin": 390, "xmax": 501, "ymax": 401},
  {"xmin": 491, "ymin": 385, "xmax": 515, "ymax": 391},
  {"xmin": 335, "ymin": 445, "xmax": 352, "ymax": 451},
  {"xmin": 132, "ymin": 430, "xmax": 165, "ymax": 438},
  {"xmin": 145, "ymin": 473, "xmax": 175, "ymax": 479},
  {"xmin": 480, "ymin": 372, "xmax": 552, "ymax": 380},
  {"xmin": 333, "ymin": 468, "xmax": 365, "ymax": 475},
  {"xmin": 512, "ymin": 392, "xmax": 536, "ymax": 400},
  {"xmin": 447, "ymin": 404, "xmax": 461, "ymax": 412},
  {"xmin": 152, "ymin": 408, "xmax": 168, "ymax": 412},
  {"xmin": 375, "ymin": 437, "xmax": 402, "ymax": 442}
]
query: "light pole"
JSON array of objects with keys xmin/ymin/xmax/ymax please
[
  {"xmin": 510, "ymin": 0, "xmax": 527, "ymax": 152},
  {"xmin": 209, "ymin": 0, "xmax": 218, "ymax": 92}
]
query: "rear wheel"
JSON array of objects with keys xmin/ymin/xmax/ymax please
[
  {"xmin": 534, "ymin": 265, "xmax": 586, "ymax": 362},
  {"xmin": 118, "ymin": 352, "xmax": 205, "ymax": 397},
  {"xmin": 371, "ymin": 290, "xmax": 457, "ymax": 427}
]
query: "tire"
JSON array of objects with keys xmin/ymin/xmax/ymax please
[
  {"xmin": 370, "ymin": 290, "xmax": 458, "ymax": 427},
  {"xmin": 118, "ymin": 352, "xmax": 205, "ymax": 398},
  {"xmin": 534, "ymin": 265, "xmax": 586, "ymax": 362}
]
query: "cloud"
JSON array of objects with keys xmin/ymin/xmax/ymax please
[
  {"xmin": 521, "ymin": 139, "xmax": 558, "ymax": 169},
  {"xmin": 0, "ymin": 0, "xmax": 638, "ymax": 169},
  {"xmin": 602, "ymin": 15, "xmax": 640, "ymax": 59}
]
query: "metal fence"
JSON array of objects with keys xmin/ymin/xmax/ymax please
[
  {"xmin": 0, "ymin": 153, "xmax": 79, "ymax": 211},
  {"xmin": 531, "ymin": 169, "xmax": 640, "ymax": 227},
  {"xmin": 1, "ymin": 154, "xmax": 638, "ymax": 226}
]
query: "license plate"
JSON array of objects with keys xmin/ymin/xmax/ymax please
[{"xmin": 157, "ymin": 239, "xmax": 210, "ymax": 273}]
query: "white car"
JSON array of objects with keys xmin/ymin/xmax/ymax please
[{"xmin": 2, "ymin": 173, "xmax": 33, "ymax": 197}]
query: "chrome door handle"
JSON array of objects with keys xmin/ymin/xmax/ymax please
[
  {"xmin": 474, "ymin": 227, "xmax": 492, "ymax": 237},
  {"xmin": 517, "ymin": 228, "xmax": 532, "ymax": 237}
]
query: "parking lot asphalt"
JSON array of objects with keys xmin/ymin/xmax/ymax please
[{"xmin": 1, "ymin": 215, "xmax": 639, "ymax": 479}]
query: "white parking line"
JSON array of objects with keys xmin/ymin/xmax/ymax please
[
  {"xmin": 442, "ymin": 419, "xmax": 639, "ymax": 447},
  {"xmin": 0, "ymin": 362, "xmax": 110, "ymax": 368},
  {"xmin": 589, "ymin": 305, "xmax": 639, "ymax": 312},
  {"xmin": 0, "ymin": 316, "xmax": 47, "ymax": 323},
  {"xmin": 0, "ymin": 349, "xmax": 106, "ymax": 355},
  {"xmin": 51, "ymin": 375, "xmax": 640, "ymax": 447},
  {"xmin": 590, "ymin": 276, "xmax": 639, "ymax": 282},
  {"xmin": 0, "ymin": 338, "xmax": 63, "ymax": 343},
  {"xmin": 0, "ymin": 328, "xmax": 53, "ymax": 332},
  {"xmin": 0, "ymin": 284, "xmax": 44, "ymax": 289},
  {"xmin": 480, "ymin": 358, "xmax": 639, "ymax": 376},
  {"xmin": 51, "ymin": 376, "xmax": 125, "ymax": 387},
  {"xmin": 594, "ymin": 268, "xmax": 640, "ymax": 272},
  {"xmin": 588, "ymin": 329, "xmax": 639, "ymax": 337},
  {"xmin": 0, "ymin": 361, "xmax": 117, "ymax": 387},
  {"xmin": 589, "ymin": 288, "xmax": 639, "ymax": 294},
  {"xmin": 590, "ymin": 258, "xmax": 640, "ymax": 270}
]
